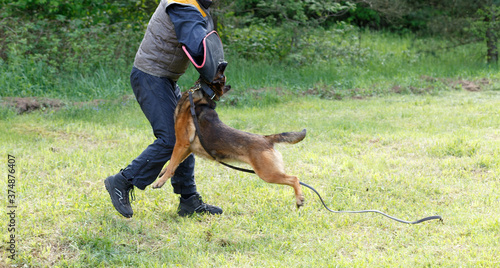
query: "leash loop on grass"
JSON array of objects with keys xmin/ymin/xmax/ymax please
[{"xmin": 299, "ymin": 181, "xmax": 443, "ymax": 224}]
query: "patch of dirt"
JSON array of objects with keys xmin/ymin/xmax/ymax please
[
  {"xmin": 391, "ymin": 85, "xmax": 404, "ymax": 94},
  {"xmin": 303, "ymin": 77, "xmax": 492, "ymax": 100},
  {"xmin": 303, "ymin": 87, "xmax": 343, "ymax": 100},
  {"xmin": 1, "ymin": 97, "xmax": 65, "ymax": 114},
  {"xmin": 450, "ymin": 78, "xmax": 490, "ymax": 92},
  {"xmin": 391, "ymin": 77, "xmax": 492, "ymax": 95},
  {"xmin": 247, "ymin": 87, "xmax": 286, "ymax": 96},
  {"xmin": 1, "ymin": 95, "xmax": 135, "ymax": 114},
  {"xmin": 422, "ymin": 76, "xmax": 491, "ymax": 92}
]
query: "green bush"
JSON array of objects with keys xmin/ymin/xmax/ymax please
[
  {"xmin": 225, "ymin": 22, "xmax": 365, "ymax": 65},
  {"xmin": 0, "ymin": 0, "xmax": 156, "ymax": 75},
  {"xmin": 1, "ymin": 16, "xmax": 143, "ymax": 71},
  {"xmin": 1, "ymin": 0, "xmax": 157, "ymax": 23}
]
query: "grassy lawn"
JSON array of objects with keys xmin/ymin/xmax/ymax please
[{"xmin": 1, "ymin": 88, "xmax": 499, "ymax": 267}]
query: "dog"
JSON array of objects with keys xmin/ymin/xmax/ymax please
[{"xmin": 151, "ymin": 62, "xmax": 307, "ymax": 208}]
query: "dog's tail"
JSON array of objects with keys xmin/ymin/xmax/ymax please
[{"xmin": 265, "ymin": 129, "xmax": 306, "ymax": 144}]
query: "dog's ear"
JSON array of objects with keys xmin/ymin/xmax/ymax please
[
  {"xmin": 207, "ymin": 62, "xmax": 229, "ymax": 99},
  {"xmin": 217, "ymin": 61, "xmax": 227, "ymax": 75},
  {"xmin": 213, "ymin": 62, "xmax": 227, "ymax": 82},
  {"xmin": 218, "ymin": 62, "xmax": 230, "ymax": 95}
]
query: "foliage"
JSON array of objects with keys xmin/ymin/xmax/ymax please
[
  {"xmin": 224, "ymin": 22, "xmax": 363, "ymax": 65},
  {"xmin": 350, "ymin": 0, "xmax": 499, "ymax": 63},
  {"xmin": 1, "ymin": 0, "xmax": 158, "ymax": 23},
  {"xmin": 469, "ymin": 4, "xmax": 500, "ymax": 63},
  {"xmin": 233, "ymin": 0, "xmax": 354, "ymax": 26},
  {"xmin": 0, "ymin": 1, "xmax": 146, "ymax": 97},
  {"xmin": 344, "ymin": 4, "xmax": 381, "ymax": 28},
  {"xmin": 0, "ymin": 17, "xmax": 142, "ymax": 70},
  {"xmin": 2, "ymin": 29, "xmax": 498, "ymax": 103},
  {"xmin": 470, "ymin": 5, "xmax": 500, "ymax": 37},
  {"xmin": 0, "ymin": 0, "xmax": 498, "ymax": 95},
  {"xmin": 218, "ymin": 0, "xmax": 354, "ymax": 62},
  {"xmin": 0, "ymin": 0, "xmax": 162, "ymax": 74}
]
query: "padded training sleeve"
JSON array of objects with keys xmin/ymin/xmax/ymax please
[{"xmin": 167, "ymin": 4, "xmax": 207, "ymax": 64}]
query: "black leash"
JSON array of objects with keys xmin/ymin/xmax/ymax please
[
  {"xmin": 299, "ymin": 181, "xmax": 443, "ymax": 224},
  {"xmin": 188, "ymin": 90, "xmax": 443, "ymax": 225}
]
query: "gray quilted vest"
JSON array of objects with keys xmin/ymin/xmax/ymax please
[{"xmin": 133, "ymin": 0, "xmax": 213, "ymax": 81}]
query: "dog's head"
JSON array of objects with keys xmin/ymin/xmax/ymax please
[{"xmin": 208, "ymin": 62, "xmax": 231, "ymax": 99}]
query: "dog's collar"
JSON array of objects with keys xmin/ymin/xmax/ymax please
[
  {"xmin": 201, "ymin": 83, "xmax": 217, "ymax": 100},
  {"xmin": 190, "ymin": 82, "xmax": 217, "ymax": 100}
]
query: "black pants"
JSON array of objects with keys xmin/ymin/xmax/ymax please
[{"xmin": 122, "ymin": 67, "xmax": 197, "ymax": 194}]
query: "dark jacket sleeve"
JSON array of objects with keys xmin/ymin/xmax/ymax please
[{"xmin": 167, "ymin": 4, "xmax": 207, "ymax": 62}]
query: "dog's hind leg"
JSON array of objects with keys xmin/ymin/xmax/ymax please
[
  {"xmin": 252, "ymin": 150, "xmax": 305, "ymax": 208},
  {"xmin": 275, "ymin": 174, "xmax": 304, "ymax": 208}
]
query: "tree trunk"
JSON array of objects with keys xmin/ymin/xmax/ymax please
[{"xmin": 485, "ymin": 3, "xmax": 498, "ymax": 64}]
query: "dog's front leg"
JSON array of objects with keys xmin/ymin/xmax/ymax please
[{"xmin": 151, "ymin": 144, "xmax": 192, "ymax": 189}]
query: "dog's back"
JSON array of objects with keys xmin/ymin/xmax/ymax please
[{"xmin": 185, "ymin": 95, "xmax": 306, "ymax": 164}]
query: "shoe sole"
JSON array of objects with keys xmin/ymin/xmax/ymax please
[{"xmin": 178, "ymin": 204, "xmax": 223, "ymax": 217}]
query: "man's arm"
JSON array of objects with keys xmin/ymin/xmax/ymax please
[{"xmin": 167, "ymin": 4, "xmax": 207, "ymax": 64}]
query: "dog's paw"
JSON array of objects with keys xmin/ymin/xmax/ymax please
[
  {"xmin": 296, "ymin": 195, "xmax": 305, "ymax": 208},
  {"xmin": 151, "ymin": 179, "xmax": 166, "ymax": 189}
]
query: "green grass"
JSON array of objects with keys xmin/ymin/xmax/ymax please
[{"xmin": 1, "ymin": 89, "xmax": 499, "ymax": 267}]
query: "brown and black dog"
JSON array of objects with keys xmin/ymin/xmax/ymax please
[{"xmin": 151, "ymin": 63, "xmax": 307, "ymax": 208}]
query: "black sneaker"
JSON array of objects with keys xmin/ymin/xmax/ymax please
[
  {"xmin": 178, "ymin": 193, "xmax": 223, "ymax": 217},
  {"xmin": 104, "ymin": 172, "xmax": 134, "ymax": 218}
]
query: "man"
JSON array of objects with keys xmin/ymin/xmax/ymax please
[{"xmin": 104, "ymin": 0, "xmax": 224, "ymax": 218}]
